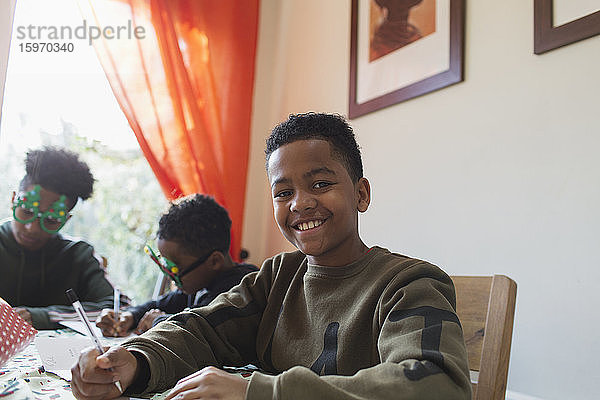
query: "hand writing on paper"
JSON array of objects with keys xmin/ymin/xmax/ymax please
[
  {"xmin": 71, "ymin": 345, "xmax": 137, "ymax": 400},
  {"xmin": 165, "ymin": 366, "xmax": 248, "ymax": 400},
  {"xmin": 14, "ymin": 307, "xmax": 32, "ymax": 325},
  {"xmin": 96, "ymin": 309, "xmax": 134, "ymax": 337},
  {"xmin": 134, "ymin": 309, "xmax": 166, "ymax": 334}
]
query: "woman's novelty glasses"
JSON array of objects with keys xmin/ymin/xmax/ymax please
[
  {"xmin": 12, "ymin": 185, "xmax": 69, "ymax": 234},
  {"xmin": 144, "ymin": 244, "xmax": 213, "ymax": 289}
]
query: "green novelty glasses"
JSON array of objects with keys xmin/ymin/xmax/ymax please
[
  {"xmin": 144, "ymin": 244, "xmax": 213, "ymax": 289},
  {"xmin": 12, "ymin": 185, "xmax": 69, "ymax": 234}
]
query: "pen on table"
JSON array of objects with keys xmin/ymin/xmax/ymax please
[
  {"xmin": 65, "ymin": 288, "xmax": 123, "ymax": 394},
  {"xmin": 0, "ymin": 379, "xmax": 20, "ymax": 396},
  {"xmin": 113, "ymin": 287, "xmax": 121, "ymax": 336}
]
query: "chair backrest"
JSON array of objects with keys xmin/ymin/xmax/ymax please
[
  {"xmin": 93, "ymin": 253, "xmax": 109, "ymax": 273},
  {"xmin": 152, "ymin": 272, "xmax": 173, "ymax": 300},
  {"xmin": 451, "ymin": 275, "xmax": 517, "ymax": 400}
]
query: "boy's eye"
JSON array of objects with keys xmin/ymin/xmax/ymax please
[
  {"xmin": 21, "ymin": 209, "xmax": 35, "ymax": 217},
  {"xmin": 313, "ymin": 181, "xmax": 332, "ymax": 189},
  {"xmin": 274, "ymin": 190, "xmax": 292, "ymax": 199},
  {"xmin": 43, "ymin": 217, "xmax": 61, "ymax": 226}
]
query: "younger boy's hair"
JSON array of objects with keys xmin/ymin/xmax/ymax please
[
  {"xmin": 19, "ymin": 146, "xmax": 94, "ymax": 207},
  {"xmin": 265, "ymin": 112, "xmax": 363, "ymax": 182},
  {"xmin": 157, "ymin": 194, "xmax": 232, "ymax": 257}
]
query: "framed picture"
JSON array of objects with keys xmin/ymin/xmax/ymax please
[
  {"xmin": 348, "ymin": 0, "xmax": 464, "ymax": 119},
  {"xmin": 534, "ymin": 0, "xmax": 600, "ymax": 54}
]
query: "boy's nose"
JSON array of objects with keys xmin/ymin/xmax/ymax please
[
  {"xmin": 23, "ymin": 219, "xmax": 42, "ymax": 233},
  {"xmin": 290, "ymin": 190, "xmax": 317, "ymax": 212}
]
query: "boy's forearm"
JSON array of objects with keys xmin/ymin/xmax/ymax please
[
  {"xmin": 27, "ymin": 307, "xmax": 58, "ymax": 329},
  {"xmin": 118, "ymin": 262, "xmax": 274, "ymax": 394},
  {"xmin": 120, "ymin": 312, "xmax": 234, "ymax": 394},
  {"xmin": 127, "ymin": 300, "xmax": 158, "ymax": 326},
  {"xmin": 29, "ymin": 297, "xmax": 114, "ymax": 329}
]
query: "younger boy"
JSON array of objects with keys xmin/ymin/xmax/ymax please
[
  {"xmin": 71, "ymin": 113, "xmax": 471, "ymax": 400},
  {"xmin": 95, "ymin": 194, "xmax": 258, "ymax": 336},
  {"xmin": 0, "ymin": 146, "xmax": 114, "ymax": 329}
]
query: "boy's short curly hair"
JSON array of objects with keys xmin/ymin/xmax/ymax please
[
  {"xmin": 19, "ymin": 146, "xmax": 94, "ymax": 207},
  {"xmin": 157, "ymin": 194, "xmax": 232, "ymax": 257},
  {"xmin": 265, "ymin": 112, "xmax": 363, "ymax": 182}
]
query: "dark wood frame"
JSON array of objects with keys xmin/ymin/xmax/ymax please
[
  {"xmin": 534, "ymin": 0, "xmax": 600, "ymax": 54},
  {"xmin": 349, "ymin": 0, "xmax": 465, "ymax": 119}
]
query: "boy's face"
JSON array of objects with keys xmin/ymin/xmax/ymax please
[
  {"xmin": 267, "ymin": 139, "xmax": 370, "ymax": 267},
  {"xmin": 10, "ymin": 185, "xmax": 72, "ymax": 251},
  {"xmin": 157, "ymin": 238, "xmax": 219, "ymax": 295}
]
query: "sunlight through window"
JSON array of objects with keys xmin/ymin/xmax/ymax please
[{"xmin": 0, "ymin": 0, "xmax": 166, "ymax": 303}]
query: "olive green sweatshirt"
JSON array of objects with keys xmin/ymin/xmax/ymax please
[
  {"xmin": 0, "ymin": 220, "xmax": 114, "ymax": 329},
  {"xmin": 123, "ymin": 247, "xmax": 471, "ymax": 399}
]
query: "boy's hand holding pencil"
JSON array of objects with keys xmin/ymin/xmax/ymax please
[
  {"xmin": 71, "ymin": 345, "xmax": 138, "ymax": 399},
  {"xmin": 96, "ymin": 309, "xmax": 135, "ymax": 337}
]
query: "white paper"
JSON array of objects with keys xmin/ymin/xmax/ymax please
[
  {"xmin": 35, "ymin": 336, "xmax": 92, "ymax": 370},
  {"xmin": 58, "ymin": 320, "xmax": 104, "ymax": 337}
]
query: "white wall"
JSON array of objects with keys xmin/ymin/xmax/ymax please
[
  {"xmin": 0, "ymin": 0, "xmax": 16, "ymax": 128},
  {"xmin": 244, "ymin": 1, "xmax": 600, "ymax": 399}
]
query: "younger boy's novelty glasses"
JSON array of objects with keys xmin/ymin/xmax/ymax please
[
  {"xmin": 12, "ymin": 185, "xmax": 69, "ymax": 234},
  {"xmin": 144, "ymin": 244, "xmax": 214, "ymax": 289}
]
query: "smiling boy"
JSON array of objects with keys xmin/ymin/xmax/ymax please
[
  {"xmin": 70, "ymin": 113, "xmax": 471, "ymax": 400},
  {"xmin": 0, "ymin": 147, "xmax": 114, "ymax": 329}
]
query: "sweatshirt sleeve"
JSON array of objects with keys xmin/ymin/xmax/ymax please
[
  {"xmin": 245, "ymin": 263, "xmax": 471, "ymax": 400},
  {"xmin": 127, "ymin": 291, "xmax": 189, "ymax": 326},
  {"xmin": 27, "ymin": 297, "xmax": 115, "ymax": 329},
  {"xmin": 121, "ymin": 268, "xmax": 267, "ymax": 395}
]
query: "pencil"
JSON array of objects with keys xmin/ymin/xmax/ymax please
[{"xmin": 66, "ymin": 289, "xmax": 123, "ymax": 394}]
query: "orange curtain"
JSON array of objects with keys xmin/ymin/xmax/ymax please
[{"xmin": 79, "ymin": 0, "xmax": 259, "ymax": 260}]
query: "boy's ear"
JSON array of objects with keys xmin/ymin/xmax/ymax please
[
  {"xmin": 10, "ymin": 192, "xmax": 15, "ymax": 213},
  {"xmin": 207, "ymin": 251, "xmax": 225, "ymax": 271},
  {"xmin": 356, "ymin": 177, "xmax": 370, "ymax": 213}
]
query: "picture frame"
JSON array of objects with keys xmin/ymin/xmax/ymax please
[
  {"xmin": 534, "ymin": 0, "xmax": 600, "ymax": 54},
  {"xmin": 348, "ymin": 0, "xmax": 464, "ymax": 119}
]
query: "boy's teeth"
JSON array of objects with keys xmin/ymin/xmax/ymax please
[{"xmin": 297, "ymin": 220, "xmax": 323, "ymax": 231}]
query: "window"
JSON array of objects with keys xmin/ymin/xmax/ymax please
[{"xmin": 0, "ymin": 0, "xmax": 165, "ymax": 303}]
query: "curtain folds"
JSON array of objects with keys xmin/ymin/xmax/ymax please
[{"xmin": 79, "ymin": 0, "xmax": 259, "ymax": 260}]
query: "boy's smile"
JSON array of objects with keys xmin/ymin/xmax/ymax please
[{"xmin": 267, "ymin": 139, "xmax": 370, "ymax": 267}]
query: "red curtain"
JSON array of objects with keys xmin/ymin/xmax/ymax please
[{"xmin": 79, "ymin": 0, "xmax": 259, "ymax": 260}]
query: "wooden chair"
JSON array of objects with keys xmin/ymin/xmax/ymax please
[
  {"xmin": 451, "ymin": 275, "xmax": 517, "ymax": 400},
  {"xmin": 93, "ymin": 253, "xmax": 109, "ymax": 273}
]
